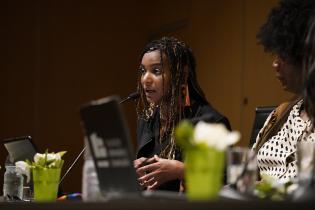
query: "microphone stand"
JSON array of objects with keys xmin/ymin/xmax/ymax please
[
  {"xmin": 58, "ymin": 92, "xmax": 139, "ymax": 187},
  {"xmin": 59, "ymin": 147, "xmax": 86, "ymax": 186}
]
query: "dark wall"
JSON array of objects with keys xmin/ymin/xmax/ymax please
[
  {"xmin": 0, "ymin": 0, "xmax": 147, "ymax": 193},
  {"xmin": 1, "ymin": 0, "xmax": 287, "ymax": 194}
]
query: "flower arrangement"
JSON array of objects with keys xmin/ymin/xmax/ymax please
[
  {"xmin": 15, "ymin": 150, "xmax": 66, "ymax": 201},
  {"xmin": 175, "ymin": 120, "xmax": 240, "ymax": 200},
  {"xmin": 254, "ymin": 174, "xmax": 297, "ymax": 201},
  {"xmin": 175, "ymin": 120, "xmax": 240, "ymax": 151},
  {"xmin": 15, "ymin": 150, "xmax": 66, "ymax": 182}
]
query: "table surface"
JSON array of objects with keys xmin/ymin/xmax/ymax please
[
  {"xmin": 1, "ymin": 195, "xmax": 315, "ymax": 210},
  {"xmin": 0, "ymin": 199, "xmax": 315, "ymax": 210}
]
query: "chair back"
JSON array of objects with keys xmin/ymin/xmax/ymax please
[{"xmin": 249, "ymin": 106, "xmax": 276, "ymax": 147}]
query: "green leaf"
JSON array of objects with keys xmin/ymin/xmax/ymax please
[
  {"xmin": 26, "ymin": 149, "xmax": 67, "ymax": 170},
  {"xmin": 254, "ymin": 174, "xmax": 291, "ymax": 201},
  {"xmin": 36, "ymin": 156, "xmax": 46, "ymax": 167},
  {"xmin": 57, "ymin": 151, "xmax": 67, "ymax": 158},
  {"xmin": 175, "ymin": 120, "xmax": 194, "ymax": 150},
  {"xmin": 25, "ymin": 159, "xmax": 32, "ymax": 165}
]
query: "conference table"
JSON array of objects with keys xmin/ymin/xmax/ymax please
[
  {"xmin": 1, "ymin": 193, "xmax": 315, "ymax": 210},
  {"xmin": 0, "ymin": 199, "xmax": 315, "ymax": 210}
]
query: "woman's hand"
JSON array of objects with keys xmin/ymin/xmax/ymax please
[
  {"xmin": 134, "ymin": 157, "xmax": 148, "ymax": 178},
  {"xmin": 134, "ymin": 157, "xmax": 157, "ymax": 188},
  {"xmin": 136, "ymin": 155, "xmax": 184, "ymax": 190}
]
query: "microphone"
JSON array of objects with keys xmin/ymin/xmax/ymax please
[
  {"xmin": 59, "ymin": 92, "xmax": 139, "ymax": 188},
  {"xmin": 119, "ymin": 91, "xmax": 139, "ymax": 104}
]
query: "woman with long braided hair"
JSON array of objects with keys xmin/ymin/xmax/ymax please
[{"xmin": 134, "ymin": 37, "xmax": 230, "ymax": 192}]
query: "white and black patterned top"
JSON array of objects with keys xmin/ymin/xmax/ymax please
[{"xmin": 253, "ymin": 100, "xmax": 315, "ymax": 182}]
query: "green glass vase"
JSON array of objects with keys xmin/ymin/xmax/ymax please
[
  {"xmin": 185, "ymin": 147, "xmax": 225, "ymax": 200},
  {"xmin": 32, "ymin": 168, "xmax": 61, "ymax": 202}
]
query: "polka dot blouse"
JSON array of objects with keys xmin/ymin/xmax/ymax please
[{"xmin": 253, "ymin": 100, "xmax": 315, "ymax": 182}]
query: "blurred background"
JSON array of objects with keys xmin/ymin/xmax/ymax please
[{"xmin": 0, "ymin": 0, "xmax": 292, "ymax": 193}]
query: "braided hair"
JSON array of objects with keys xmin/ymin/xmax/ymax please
[{"xmin": 136, "ymin": 37, "xmax": 208, "ymax": 159}]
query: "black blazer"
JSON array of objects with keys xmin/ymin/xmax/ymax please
[{"xmin": 136, "ymin": 102, "xmax": 231, "ymax": 191}]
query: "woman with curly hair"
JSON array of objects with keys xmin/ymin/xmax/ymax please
[
  {"xmin": 303, "ymin": 16, "xmax": 315, "ymax": 124},
  {"xmin": 133, "ymin": 37, "xmax": 231, "ymax": 191},
  {"xmin": 252, "ymin": 0, "xmax": 315, "ymax": 182}
]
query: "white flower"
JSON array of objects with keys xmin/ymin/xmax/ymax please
[
  {"xmin": 34, "ymin": 153, "xmax": 61, "ymax": 163},
  {"xmin": 15, "ymin": 161, "xmax": 31, "ymax": 182},
  {"xmin": 260, "ymin": 173, "xmax": 291, "ymax": 188},
  {"xmin": 193, "ymin": 122, "xmax": 240, "ymax": 151}
]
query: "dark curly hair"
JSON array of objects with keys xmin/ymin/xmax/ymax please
[
  {"xmin": 303, "ymin": 15, "xmax": 315, "ymax": 124},
  {"xmin": 257, "ymin": 0, "xmax": 315, "ymax": 68}
]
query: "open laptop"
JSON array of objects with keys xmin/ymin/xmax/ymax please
[
  {"xmin": 2, "ymin": 136, "xmax": 38, "ymax": 163},
  {"xmin": 79, "ymin": 96, "xmax": 186, "ymax": 200}
]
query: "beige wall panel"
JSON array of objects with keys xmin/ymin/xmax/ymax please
[{"xmin": 186, "ymin": 0, "xmax": 244, "ymax": 139}]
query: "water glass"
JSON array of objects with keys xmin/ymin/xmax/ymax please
[
  {"xmin": 297, "ymin": 141, "xmax": 315, "ymax": 182},
  {"xmin": 3, "ymin": 165, "xmax": 24, "ymax": 201},
  {"xmin": 227, "ymin": 147, "xmax": 248, "ymax": 184},
  {"xmin": 227, "ymin": 147, "xmax": 257, "ymax": 193},
  {"xmin": 22, "ymin": 186, "xmax": 33, "ymax": 202}
]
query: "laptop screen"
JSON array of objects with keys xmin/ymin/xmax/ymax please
[
  {"xmin": 80, "ymin": 96, "xmax": 140, "ymax": 195},
  {"xmin": 3, "ymin": 136, "xmax": 38, "ymax": 162}
]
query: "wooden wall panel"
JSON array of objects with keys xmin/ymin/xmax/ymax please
[
  {"xmin": 1, "ymin": 0, "xmax": 147, "ymax": 193},
  {"xmin": 186, "ymin": 0, "xmax": 244, "ymax": 139},
  {"xmin": 241, "ymin": 0, "xmax": 292, "ymax": 146}
]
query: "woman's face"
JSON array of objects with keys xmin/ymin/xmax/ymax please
[
  {"xmin": 272, "ymin": 55, "xmax": 302, "ymax": 93},
  {"xmin": 140, "ymin": 50, "xmax": 171, "ymax": 104}
]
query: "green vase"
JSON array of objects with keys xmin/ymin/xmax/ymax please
[
  {"xmin": 185, "ymin": 147, "xmax": 225, "ymax": 200},
  {"xmin": 32, "ymin": 168, "xmax": 61, "ymax": 202}
]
